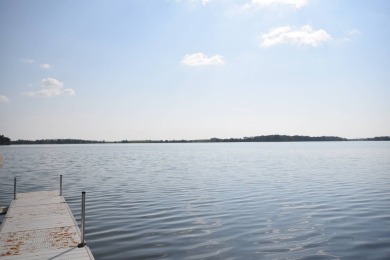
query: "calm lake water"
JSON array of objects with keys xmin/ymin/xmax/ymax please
[{"xmin": 1, "ymin": 142, "xmax": 390, "ymax": 259}]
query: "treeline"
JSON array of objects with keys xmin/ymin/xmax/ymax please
[
  {"xmin": 11, "ymin": 139, "xmax": 106, "ymax": 145},
  {"xmin": 210, "ymin": 135, "xmax": 347, "ymax": 142},
  {"xmin": 1, "ymin": 134, "xmax": 390, "ymax": 145},
  {"xmin": 119, "ymin": 139, "xmax": 199, "ymax": 143},
  {"xmin": 118, "ymin": 135, "xmax": 389, "ymax": 143},
  {"xmin": 359, "ymin": 136, "xmax": 390, "ymax": 141},
  {"xmin": 0, "ymin": 135, "xmax": 11, "ymax": 145}
]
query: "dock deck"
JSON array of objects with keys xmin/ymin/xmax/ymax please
[{"xmin": 0, "ymin": 190, "xmax": 94, "ymax": 259}]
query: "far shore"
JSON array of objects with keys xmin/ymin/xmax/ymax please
[{"xmin": 1, "ymin": 135, "xmax": 389, "ymax": 145}]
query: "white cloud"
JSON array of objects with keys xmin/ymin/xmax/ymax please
[
  {"xmin": 260, "ymin": 25, "xmax": 332, "ymax": 47},
  {"xmin": 0, "ymin": 95, "xmax": 10, "ymax": 103},
  {"xmin": 181, "ymin": 53, "xmax": 225, "ymax": 66},
  {"xmin": 21, "ymin": 58, "xmax": 35, "ymax": 64},
  {"xmin": 23, "ymin": 78, "xmax": 75, "ymax": 97},
  {"xmin": 40, "ymin": 63, "xmax": 51, "ymax": 69}
]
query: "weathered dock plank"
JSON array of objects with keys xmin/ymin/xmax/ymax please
[{"xmin": 0, "ymin": 190, "xmax": 94, "ymax": 259}]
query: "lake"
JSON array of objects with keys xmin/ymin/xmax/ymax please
[{"xmin": 0, "ymin": 142, "xmax": 389, "ymax": 259}]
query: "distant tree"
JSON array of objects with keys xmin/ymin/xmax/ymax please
[
  {"xmin": 209, "ymin": 135, "xmax": 347, "ymax": 143},
  {"xmin": 10, "ymin": 138, "xmax": 106, "ymax": 145},
  {"xmin": 364, "ymin": 136, "xmax": 390, "ymax": 141},
  {"xmin": 0, "ymin": 135, "xmax": 11, "ymax": 145}
]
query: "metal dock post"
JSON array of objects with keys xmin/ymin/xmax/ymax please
[
  {"xmin": 13, "ymin": 177, "xmax": 16, "ymax": 200},
  {"xmin": 78, "ymin": 191, "xmax": 86, "ymax": 248},
  {"xmin": 60, "ymin": 174, "xmax": 63, "ymax": 196}
]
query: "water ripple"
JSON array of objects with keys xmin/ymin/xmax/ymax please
[{"xmin": 1, "ymin": 142, "xmax": 390, "ymax": 259}]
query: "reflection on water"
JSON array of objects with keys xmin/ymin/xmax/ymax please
[{"xmin": 1, "ymin": 142, "xmax": 390, "ymax": 259}]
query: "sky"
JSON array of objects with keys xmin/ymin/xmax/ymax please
[{"xmin": 0, "ymin": 0, "xmax": 389, "ymax": 141}]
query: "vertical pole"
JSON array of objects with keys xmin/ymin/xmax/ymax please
[
  {"xmin": 60, "ymin": 175, "xmax": 63, "ymax": 196},
  {"xmin": 13, "ymin": 178, "xmax": 16, "ymax": 200},
  {"xmin": 78, "ymin": 191, "xmax": 86, "ymax": 248}
]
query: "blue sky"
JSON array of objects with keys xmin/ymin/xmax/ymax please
[{"xmin": 1, "ymin": 0, "xmax": 389, "ymax": 140}]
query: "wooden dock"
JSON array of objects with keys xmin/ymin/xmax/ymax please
[{"xmin": 0, "ymin": 190, "xmax": 94, "ymax": 259}]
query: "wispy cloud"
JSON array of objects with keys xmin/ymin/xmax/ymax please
[
  {"xmin": 21, "ymin": 58, "xmax": 35, "ymax": 64},
  {"xmin": 23, "ymin": 78, "xmax": 75, "ymax": 97},
  {"xmin": 244, "ymin": 0, "xmax": 308, "ymax": 9},
  {"xmin": 343, "ymin": 28, "xmax": 360, "ymax": 42},
  {"xmin": 40, "ymin": 63, "xmax": 51, "ymax": 69},
  {"xmin": 181, "ymin": 52, "xmax": 225, "ymax": 66},
  {"xmin": 21, "ymin": 58, "xmax": 52, "ymax": 69},
  {"xmin": 0, "ymin": 95, "xmax": 10, "ymax": 103},
  {"xmin": 198, "ymin": 0, "xmax": 210, "ymax": 5},
  {"xmin": 185, "ymin": 0, "xmax": 210, "ymax": 5},
  {"xmin": 260, "ymin": 25, "xmax": 332, "ymax": 47}
]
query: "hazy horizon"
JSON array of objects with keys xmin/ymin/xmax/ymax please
[
  {"xmin": 4, "ymin": 134, "xmax": 389, "ymax": 143},
  {"xmin": 1, "ymin": 0, "xmax": 389, "ymax": 140}
]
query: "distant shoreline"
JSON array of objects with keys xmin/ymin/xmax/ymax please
[{"xmin": 1, "ymin": 135, "xmax": 389, "ymax": 145}]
